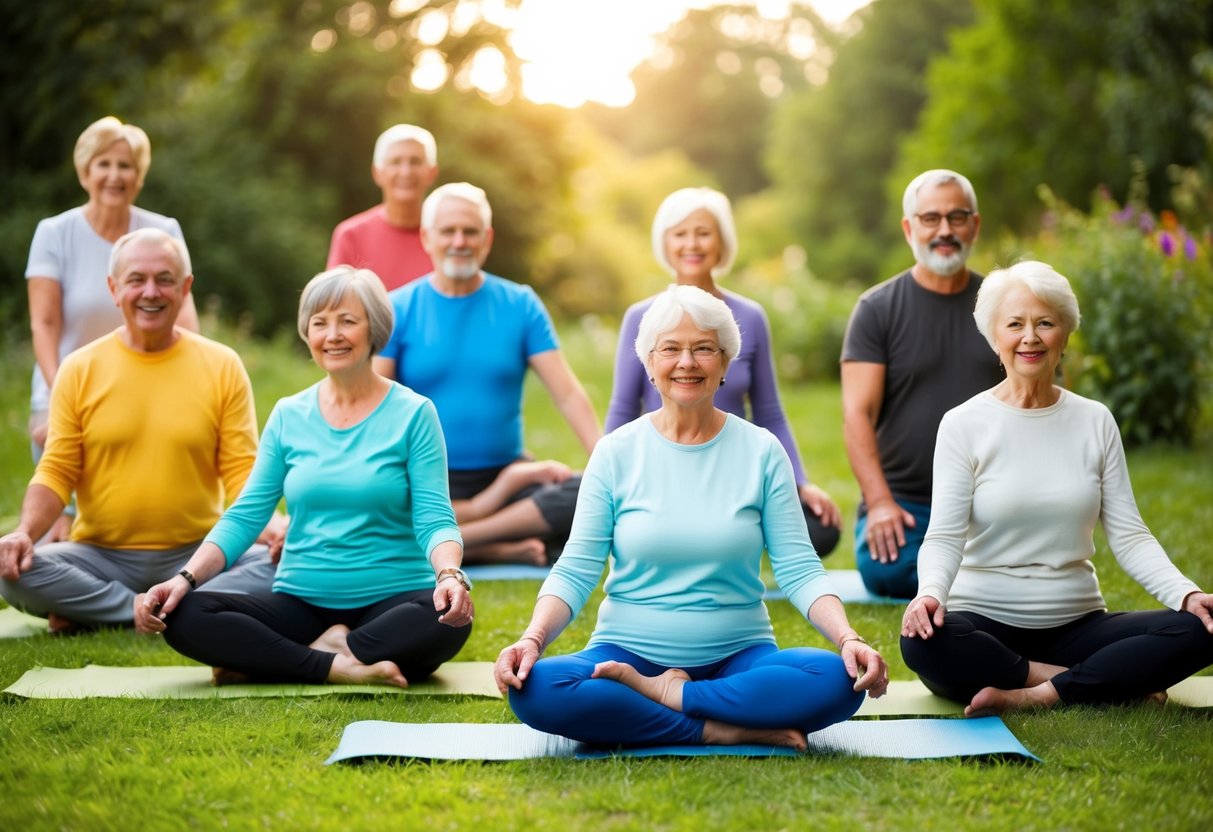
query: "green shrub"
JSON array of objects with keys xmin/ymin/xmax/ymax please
[{"xmin": 1016, "ymin": 185, "xmax": 1212, "ymax": 446}]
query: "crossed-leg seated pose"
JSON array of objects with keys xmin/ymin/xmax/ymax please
[
  {"xmin": 135, "ymin": 267, "xmax": 473, "ymax": 684},
  {"xmin": 372, "ymin": 183, "xmax": 602, "ymax": 567},
  {"xmin": 495, "ymin": 287, "xmax": 887, "ymax": 747},
  {"xmin": 900, "ymin": 263, "xmax": 1213, "ymax": 715},
  {"xmin": 450, "ymin": 460, "xmax": 580, "ymax": 565},
  {"xmin": 0, "ymin": 229, "xmax": 274, "ymax": 634}
]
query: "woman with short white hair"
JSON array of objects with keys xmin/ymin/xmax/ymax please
[
  {"xmin": 496, "ymin": 285, "xmax": 886, "ymax": 749},
  {"xmin": 605, "ymin": 187, "xmax": 842, "ymax": 556},
  {"xmin": 136, "ymin": 266, "xmax": 473, "ymax": 687},
  {"xmin": 901, "ymin": 261, "xmax": 1213, "ymax": 713}
]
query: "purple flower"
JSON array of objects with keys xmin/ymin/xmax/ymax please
[
  {"xmin": 1183, "ymin": 234, "xmax": 1198, "ymax": 261},
  {"xmin": 1158, "ymin": 231, "xmax": 1175, "ymax": 257},
  {"xmin": 1110, "ymin": 205, "xmax": 1135, "ymax": 225},
  {"xmin": 1139, "ymin": 213, "xmax": 1156, "ymax": 234}
]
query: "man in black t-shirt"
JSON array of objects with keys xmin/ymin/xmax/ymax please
[{"xmin": 840, "ymin": 169, "xmax": 1002, "ymax": 598}]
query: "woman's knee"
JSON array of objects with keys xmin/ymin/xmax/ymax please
[{"xmin": 507, "ymin": 655, "xmax": 593, "ymax": 730}]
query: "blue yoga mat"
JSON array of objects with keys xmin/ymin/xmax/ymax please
[{"xmin": 326, "ymin": 717, "xmax": 1039, "ymax": 763}]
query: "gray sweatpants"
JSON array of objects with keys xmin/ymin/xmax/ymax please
[{"xmin": 0, "ymin": 540, "xmax": 274, "ymax": 626}]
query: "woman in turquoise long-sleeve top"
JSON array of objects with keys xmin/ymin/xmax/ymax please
[{"xmin": 495, "ymin": 285, "xmax": 888, "ymax": 749}]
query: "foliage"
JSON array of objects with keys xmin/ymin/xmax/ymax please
[
  {"xmin": 896, "ymin": 0, "xmax": 1213, "ymax": 238},
  {"xmin": 766, "ymin": 0, "xmax": 975, "ymax": 288},
  {"xmin": 587, "ymin": 3, "xmax": 836, "ymax": 197},
  {"xmin": 995, "ymin": 178, "xmax": 1213, "ymax": 446}
]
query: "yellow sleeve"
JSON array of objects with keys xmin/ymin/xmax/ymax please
[{"xmin": 30, "ymin": 354, "xmax": 85, "ymax": 504}]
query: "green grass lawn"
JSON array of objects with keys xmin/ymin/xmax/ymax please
[{"xmin": 2, "ymin": 322, "xmax": 1212, "ymax": 831}]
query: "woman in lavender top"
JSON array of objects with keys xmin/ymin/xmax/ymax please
[{"xmin": 605, "ymin": 188, "xmax": 841, "ymax": 555}]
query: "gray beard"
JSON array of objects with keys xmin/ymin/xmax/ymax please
[
  {"xmin": 442, "ymin": 258, "xmax": 480, "ymax": 280},
  {"xmin": 912, "ymin": 239, "xmax": 968, "ymax": 276}
]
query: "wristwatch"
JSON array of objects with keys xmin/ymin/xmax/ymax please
[{"xmin": 436, "ymin": 567, "xmax": 472, "ymax": 592}]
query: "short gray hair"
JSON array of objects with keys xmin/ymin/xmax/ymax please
[
  {"xmin": 421, "ymin": 182, "xmax": 492, "ymax": 231},
  {"xmin": 651, "ymin": 187, "xmax": 739, "ymax": 278},
  {"xmin": 297, "ymin": 266, "xmax": 396, "ymax": 355},
  {"xmin": 902, "ymin": 169, "xmax": 979, "ymax": 218},
  {"xmin": 634, "ymin": 285, "xmax": 742, "ymax": 365},
  {"xmin": 109, "ymin": 228, "xmax": 191, "ymax": 278},
  {"xmin": 373, "ymin": 124, "xmax": 437, "ymax": 167},
  {"xmin": 973, "ymin": 260, "xmax": 1081, "ymax": 351}
]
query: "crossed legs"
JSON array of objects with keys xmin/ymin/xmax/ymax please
[{"xmin": 509, "ymin": 643, "xmax": 863, "ymax": 748}]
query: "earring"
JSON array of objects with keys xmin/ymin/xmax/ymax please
[{"xmin": 719, "ymin": 377, "xmax": 727, "ymax": 387}]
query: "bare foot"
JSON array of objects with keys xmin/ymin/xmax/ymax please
[
  {"xmin": 702, "ymin": 720, "xmax": 807, "ymax": 751},
  {"xmin": 309, "ymin": 624, "xmax": 353, "ymax": 656},
  {"xmin": 328, "ymin": 653, "xmax": 408, "ymax": 688},
  {"xmin": 592, "ymin": 661, "xmax": 689, "ymax": 711},
  {"xmin": 965, "ymin": 681, "xmax": 1059, "ymax": 716},
  {"xmin": 464, "ymin": 538, "xmax": 547, "ymax": 566},
  {"xmin": 47, "ymin": 613, "xmax": 79, "ymax": 635},
  {"xmin": 1025, "ymin": 660, "xmax": 1068, "ymax": 686},
  {"xmin": 212, "ymin": 667, "xmax": 253, "ymax": 686}
]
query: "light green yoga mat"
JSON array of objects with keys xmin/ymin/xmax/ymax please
[
  {"xmin": 0, "ymin": 607, "xmax": 46, "ymax": 639},
  {"xmin": 2, "ymin": 661, "xmax": 502, "ymax": 699},
  {"xmin": 855, "ymin": 677, "xmax": 1213, "ymax": 716}
]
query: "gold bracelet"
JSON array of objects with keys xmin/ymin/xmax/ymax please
[{"xmin": 838, "ymin": 634, "xmax": 868, "ymax": 650}]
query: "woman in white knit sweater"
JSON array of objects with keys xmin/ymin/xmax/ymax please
[{"xmin": 900, "ymin": 261, "xmax": 1213, "ymax": 715}]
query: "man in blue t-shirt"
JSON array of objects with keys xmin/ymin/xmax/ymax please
[
  {"xmin": 375, "ymin": 183, "xmax": 601, "ymax": 564},
  {"xmin": 840, "ymin": 169, "xmax": 1002, "ymax": 599}
]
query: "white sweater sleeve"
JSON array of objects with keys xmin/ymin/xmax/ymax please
[
  {"xmin": 914, "ymin": 409, "xmax": 974, "ymax": 604},
  {"xmin": 1094, "ymin": 407, "xmax": 1200, "ymax": 609}
]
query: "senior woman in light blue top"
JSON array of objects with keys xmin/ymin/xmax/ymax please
[
  {"xmin": 495, "ymin": 285, "xmax": 887, "ymax": 749},
  {"xmin": 136, "ymin": 266, "xmax": 473, "ymax": 687}
]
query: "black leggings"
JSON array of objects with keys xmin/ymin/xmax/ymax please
[
  {"xmin": 164, "ymin": 588, "xmax": 472, "ymax": 684},
  {"xmin": 901, "ymin": 608, "xmax": 1213, "ymax": 705}
]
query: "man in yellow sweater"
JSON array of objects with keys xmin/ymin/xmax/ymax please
[{"xmin": 0, "ymin": 228, "xmax": 275, "ymax": 632}]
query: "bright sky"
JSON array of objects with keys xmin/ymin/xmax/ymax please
[{"xmin": 508, "ymin": 0, "xmax": 873, "ymax": 107}]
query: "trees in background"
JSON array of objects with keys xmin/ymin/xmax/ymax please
[
  {"xmin": 765, "ymin": 0, "xmax": 974, "ymax": 286},
  {"xmin": 895, "ymin": 0, "xmax": 1213, "ymax": 237}
]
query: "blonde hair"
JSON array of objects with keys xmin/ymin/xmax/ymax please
[{"xmin": 74, "ymin": 116, "xmax": 151, "ymax": 188}]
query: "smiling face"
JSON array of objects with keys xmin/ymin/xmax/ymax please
[
  {"xmin": 372, "ymin": 139, "xmax": 438, "ymax": 209},
  {"xmin": 305, "ymin": 292, "xmax": 373, "ymax": 375},
  {"xmin": 663, "ymin": 208, "xmax": 723, "ymax": 284},
  {"xmin": 82, "ymin": 140, "xmax": 141, "ymax": 210},
  {"xmin": 646, "ymin": 313, "xmax": 728, "ymax": 411},
  {"xmin": 107, "ymin": 237, "xmax": 192, "ymax": 352},
  {"xmin": 903, "ymin": 181, "xmax": 980, "ymax": 278},
  {"xmin": 421, "ymin": 196, "xmax": 493, "ymax": 283},
  {"xmin": 993, "ymin": 285, "xmax": 1068, "ymax": 384}
]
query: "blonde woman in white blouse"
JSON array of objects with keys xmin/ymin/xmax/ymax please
[{"xmin": 900, "ymin": 261, "xmax": 1213, "ymax": 715}]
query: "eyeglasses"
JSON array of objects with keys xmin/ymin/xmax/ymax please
[
  {"xmin": 914, "ymin": 209, "xmax": 975, "ymax": 228},
  {"xmin": 650, "ymin": 345, "xmax": 723, "ymax": 361}
]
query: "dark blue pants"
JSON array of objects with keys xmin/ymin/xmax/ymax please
[{"xmin": 509, "ymin": 642, "xmax": 863, "ymax": 747}]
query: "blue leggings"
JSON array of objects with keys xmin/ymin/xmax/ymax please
[
  {"xmin": 854, "ymin": 499, "xmax": 932, "ymax": 599},
  {"xmin": 509, "ymin": 643, "xmax": 863, "ymax": 747}
]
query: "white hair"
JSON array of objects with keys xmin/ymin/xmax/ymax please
[
  {"xmin": 902, "ymin": 169, "xmax": 979, "ymax": 218},
  {"xmin": 421, "ymin": 182, "xmax": 492, "ymax": 231},
  {"xmin": 634, "ymin": 285, "xmax": 742, "ymax": 364},
  {"xmin": 973, "ymin": 261, "xmax": 1081, "ymax": 351},
  {"xmin": 651, "ymin": 187, "xmax": 739, "ymax": 278},
  {"xmin": 373, "ymin": 124, "xmax": 437, "ymax": 167},
  {"xmin": 109, "ymin": 228, "xmax": 191, "ymax": 277}
]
